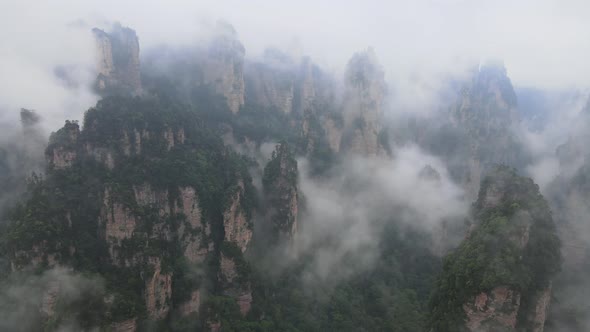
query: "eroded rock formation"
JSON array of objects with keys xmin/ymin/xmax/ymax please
[
  {"xmin": 263, "ymin": 143, "xmax": 299, "ymax": 241},
  {"xmin": 202, "ymin": 22, "xmax": 245, "ymax": 113},
  {"xmin": 450, "ymin": 61, "xmax": 525, "ymax": 198},
  {"xmin": 339, "ymin": 48, "xmax": 386, "ymax": 155},
  {"xmin": 430, "ymin": 166, "xmax": 561, "ymax": 332},
  {"xmin": 93, "ymin": 23, "xmax": 142, "ymax": 95}
]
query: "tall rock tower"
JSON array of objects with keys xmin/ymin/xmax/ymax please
[
  {"xmin": 429, "ymin": 166, "xmax": 561, "ymax": 332},
  {"xmin": 202, "ymin": 21, "xmax": 246, "ymax": 114},
  {"xmin": 450, "ymin": 61, "xmax": 525, "ymax": 198},
  {"xmin": 93, "ymin": 23, "xmax": 142, "ymax": 95},
  {"xmin": 263, "ymin": 143, "xmax": 299, "ymax": 242},
  {"xmin": 340, "ymin": 48, "xmax": 387, "ymax": 155}
]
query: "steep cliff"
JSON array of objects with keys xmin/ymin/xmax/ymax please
[
  {"xmin": 429, "ymin": 166, "xmax": 561, "ymax": 332},
  {"xmin": 339, "ymin": 48, "xmax": 387, "ymax": 155},
  {"xmin": 245, "ymin": 49, "xmax": 297, "ymax": 114},
  {"xmin": 450, "ymin": 62, "xmax": 527, "ymax": 198},
  {"xmin": 5, "ymin": 96, "xmax": 257, "ymax": 329},
  {"xmin": 262, "ymin": 143, "xmax": 299, "ymax": 241},
  {"xmin": 93, "ymin": 23, "xmax": 142, "ymax": 95},
  {"xmin": 202, "ymin": 22, "xmax": 245, "ymax": 114}
]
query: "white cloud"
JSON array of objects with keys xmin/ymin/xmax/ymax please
[{"xmin": 2, "ymin": 0, "xmax": 590, "ymax": 128}]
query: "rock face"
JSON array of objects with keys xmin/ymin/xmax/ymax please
[
  {"xmin": 110, "ymin": 319, "xmax": 137, "ymax": 332},
  {"xmin": 46, "ymin": 121, "xmax": 80, "ymax": 170},
  {"xmin": 8, "ymin": 98, "xmax": 263, "ymax": 328},
  {"xmin": 263, "ymin": 143, "xmax": 299, "ymax": 241},
  {"xmin": 145, "ymin": 257, "xmax": 173, "ymax": 320},
  {"xmin": 450, "ymin": 61, "xmax": 524, "ymax": 198},
  {"xmin": 296, "ymin": 57, "xmax": 317, "ymax": 115},
  {"xmin": 528, "ymin": 285, "xmax": 552, "ymax": 332},
  {"xmin": 180, "ymin": 290, "xmax": 201, "ymax": 316},
  {"xmin": 177, "ymin": 186, "xmax": 211, "ymax": 264},
  {"xmin": 93, "ymin": 23, "xmax": 142, "ymax": 95},
  {"xmin": 339, "ymin": 48, "xmax": 386, "ymax": 155},
  {"xmin": 101, "ymin": 187, "xmax": 137, "ymax": 263},
  {"xmin": 245, "ymin": 49, "xmax": 297, "ymax": 114},
  {"xmin": 429, "ymin": 166, "xmax": 561, "ymax": 332},
  {"xmin": 464, "ymin": 286, "xmax": 521, "ymax": 331},
  {"xmin": 202, "ymin": 22, "xmax": 245, "ymax": 113},
  {"xmin": 223, "ymin": 180, "xmax": 253, "ymax": 252},
  {"xmin": 219, "ymin": 253, "xmax": 252, "ymax": 316}
]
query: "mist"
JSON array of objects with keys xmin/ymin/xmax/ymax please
[
  {"xmin": 2, "ymin": 1, "xmax": 590, "ymax": 330},
  {"xmin": 288, "ymin": 146, "xmax": 467, "ymax": 287},
  {"xmin": 0, "ymin": 267, "xmax": 105, "ymax": 332},
  {"xmin": 3, "ymin": 0, "xmax": 590, "ymax": 128}
]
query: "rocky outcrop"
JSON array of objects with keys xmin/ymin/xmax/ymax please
[
  {"xmin": 180, "ymin": 290, "xmax": 201, "ymax": 316},
  {"xmin": 40, "ymin": 281, "xmax": 60, "ymax": 318},
  {"xmin": 49, "ymin": 148, "xmax": 77, "ymax": 170},
  {"xmin": 110, "ymin": 318, "xmax": 137, "ymax": 332},
  {"xmin": 263, "ymin": 143, "xmax": 299, "ymax": 240},
  {"xmin": 340, "ymin": 48, "xmax": 386, "ymax": 155},
  {"xmin": 296, "ymin": 57, "xmax": 316, "ymax": 114},
  {"xmin": 464, "ymin": 286, "xmax": 520, "ymax": 331},
  {"xmin": 145, "ymin": 257, "xmax": 172, "ymax": 320},
  {"xmin": 46, "ymin": 121, "xmax": 80, "ymax": 170},
  {"xmin": 450, "ymin": 61, "xmax": 523, "ymax": 198},
  {"xmin": 93, "ymin": 23, "xmax": 142, "ymax": 95},
  {"xmin": 223, "ymin": 180, "xmax": 252, "ymax": 252},
  {"xmin": 7, "ymin": 97, "xmax": 264, "ymax": 329},
  {"xmin": 236, "ymin": 292, "xmax": 253, "ymax": 316},
  {"xmin": 11, "ymin": 242, "xmax": 57, "ymax": 271},
  {"xmin": 85, "ymin": 143, "xmax": 115, "ymax": 170},
  {"xmin": 101, "ymin": 188, "xmax": 136, "ymax": 263},
  {"xmin": 464, "ymin": 284, "xmax": 552, "ymax": 332},
  {"xmin": 121, "ymin": 129, "xmax": 143, "ymax": 156},
  {"xmin": 202, "ymin": 22, "xmax": 245, "ymax": 113},
  {"xmin": 177, "ymin": 186, "xmax": 212, "ymax": 264},
  {"xmin": 322, "ymin": 118, "xmax": 343, "ymax": 153},
  {"xmin": 527, "ymin": 285, "xmax": 552, "ymax": 332},
  {"xmin": 430, "ymin": 167, "xmax": 561, "ymax": 332},
  {"xmin": 163, "ymin": 127, "xmax": 175, "ymax": 150},
  {"xmin": 133, "ymin": 183, "xmax": 170, "ymax": 213},
  {"xmin": 219, "ymin": 253, "xmax": 252, "ymax": 316},
  {"xmin": 219, "ymin": 254, "xmax": 238, "ymax": 284},
  {"xmin": 245, "ymin": 49, "xmax": 296, "ymax": 114}
]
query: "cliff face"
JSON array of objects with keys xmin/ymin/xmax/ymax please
[
  {"xmin": 223, "ymin": 180, "xmax": 253, "ymax": 253},
  {"xmin": 429, "ymin": 166, "xmax": 561, "ymax": 332},
  {"xmin": 450, "ymin": 62, "xmax": 525, "ymax": 198},
  {"xmin": 245, "ymin": 49, "xmax": 296, "ymax": 114},
  {"xmin": 93, "ymin": 24, "xmax": 142, "ymax": 95},
  {"xmin": 339, "ymin": 48, "xmax": 386, "ymax": 156},
  {"xmin": 202, "ymin": 22, "xmax": 245, "ymax": 114},
  {"xmin": 7, "ymin": 97, "xmax": 256, "ymax": 329},
  {"xmin": 46, "ymin": 120, "xmax": 80, "ymax": 170},
  {"xmin": 263, "ymin": 143, "xmax": 299, "ymax": 241}
]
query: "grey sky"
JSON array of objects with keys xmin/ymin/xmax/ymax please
[{"xmin": 1, "ymin": 0, "xmax": 590, "ymax": 126}]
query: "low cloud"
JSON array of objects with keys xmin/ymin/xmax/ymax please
[
  {"xmin": 291, "ymin": 145, "xmax": 467, "ymax": 286},
  {"xmin": 0, "ymin": 267, "xmax": 105, "ymax": 332}
]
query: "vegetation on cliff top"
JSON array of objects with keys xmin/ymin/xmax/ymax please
[{"xmin": 429, "ymin": 166, "xmax": 561, "ymax": 331}]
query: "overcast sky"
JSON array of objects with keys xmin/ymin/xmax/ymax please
[{"xmin": 1, "ymin": 0, "xmax": 590, "ymax": 127}]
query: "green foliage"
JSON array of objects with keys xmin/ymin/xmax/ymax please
[
  {"xmin": 262, "ymin": 142, "xmax": 299, "ymax": 238},
  {"xmin": 429, "ymin": 166, "xmax": 561, "ymax": 331},
  {"xmin": 220, "ymin": 241, "xmax": 251, "ymax": 283},
  {"xmin": 237, "ymin": 223, "xmax": 440, "ymax": 332},
  {"xmin": 262, "ymin": 142, "xmax": 298, "ymax": 189},
  {"xmin": 3, "ymin": 95, "xmax": 261, "ymax": 328}
]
